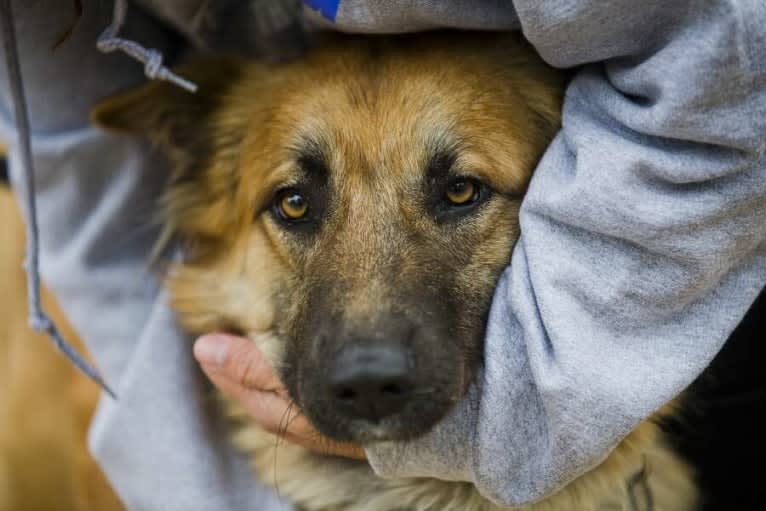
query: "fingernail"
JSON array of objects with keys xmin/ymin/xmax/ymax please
[{"xmin": 194, "ymin": 335, "xmax": 230, "ymax": 368}]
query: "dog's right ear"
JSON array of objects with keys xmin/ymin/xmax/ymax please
[
  {"xmin": 92, "ymin": 59, "xmax": 248, "ymax": 257},
  {"xmin": 91, "ymin": 58, "xmax": 242, "ymax": 152}
]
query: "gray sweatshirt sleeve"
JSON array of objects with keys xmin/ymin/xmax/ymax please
[{"xmin": 323, "ymin": 0, "xmax": 766, "ymax": 506}]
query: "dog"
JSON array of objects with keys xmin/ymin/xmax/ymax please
[{"xmin": 93, "ymin": 31, "xmax": 698, "ymax": 511}]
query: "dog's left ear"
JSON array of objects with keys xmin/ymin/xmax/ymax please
[{"xmin": 91, "ymin": 58, "xmax": 242, "ymax": 152}]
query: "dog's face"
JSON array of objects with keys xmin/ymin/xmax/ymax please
[{"xmin": 94, "ymin": 32, "xmax": 562, "ymax": 443}]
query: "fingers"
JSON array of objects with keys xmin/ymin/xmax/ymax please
[
  {"xmin": 284, "ymin": 430, "xmax": 368, "ymax": 460},
  {"xmin": 194, "ymin": 333, "xmax": 282, "ymax": 392},
  {"xmin": 193, "ymin": 333, "xmax": 367, "ymax": 460},
  {"xmin": 194, "ymin": 333, "xmax": 288, "ymax": 425}
]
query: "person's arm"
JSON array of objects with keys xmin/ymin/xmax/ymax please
[{"xmin": 297, "ymin": 0, "xmax": 766, "ymax": 505}]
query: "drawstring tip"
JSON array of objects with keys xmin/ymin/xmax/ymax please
[
  {"xmin": 93, "ymin": 377, "xmax": 118, "ymax": 400},
  {"xmin": 166, "ymin": 74, "xmax": 198, "ymax": 94},
  {"xmin": 29, "ymin": 312, "xmax": 118, "ymax": 400},
  {"xmin": 96, "ymin": 25, "xmax": 199, "ymax": 94}
]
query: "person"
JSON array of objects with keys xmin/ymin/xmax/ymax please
[{"xmin": 1, "ymin": 1, "xmax": 764, "ymax": 510}]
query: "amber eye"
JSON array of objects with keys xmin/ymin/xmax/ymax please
[
  {"xmin": 445, "ymin": 179, "xmax": 478, "ymax": 205},
  {"xmin": 276, "ymin": 190, "xmax": 308, "ymax": 220}
]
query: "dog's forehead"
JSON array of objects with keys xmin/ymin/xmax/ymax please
[
  {"xmin": 234, "ymin": 36, "xmax": 552, "ymax": 203},
  {"xmin": 271, "ymin": 60, "xmax": 534, "ymax": 194}
]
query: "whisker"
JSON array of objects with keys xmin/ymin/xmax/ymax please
[{"xmin": 272, "ymin": 400, "xmax": 297, "ymax": 498}]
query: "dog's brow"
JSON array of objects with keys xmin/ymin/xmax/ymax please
[
  {"xmin": 426, "ymin": 147, "xmax": 458, "ymax": 180},
  {"xmin": 295, "ymin": 139, "xmax": 329, "ymax": 177}
]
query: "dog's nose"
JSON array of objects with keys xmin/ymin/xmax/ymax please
[{"xmin": 328, "ymin": 343, "xmax": 414, "ymax": 422}]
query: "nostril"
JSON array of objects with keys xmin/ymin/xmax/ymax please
[
  {"xmin": 380, "ymin": 383, "xmax": 404, "ymax": 396},
  {"xmin": 329, "ymin": 376, "xmax": 413, "ymax": 422},
  {"xmin": 334, "ymin": 386, "xmax": 357, "ymax": 402},
  {"xmin": 328, "ymin": 343, "xmax": 415, "ymax": 421}
]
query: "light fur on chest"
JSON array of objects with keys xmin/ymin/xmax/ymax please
[{"xmin": 224, "ymin": 399, "xmax": 698, "ymax": 511}]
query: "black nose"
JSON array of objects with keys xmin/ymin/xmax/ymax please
[{"xmin": 328, "ymin": 343, "xmax": 414, "ymax": 422}]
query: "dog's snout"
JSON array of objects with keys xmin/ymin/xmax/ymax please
[{"xmin": 328, "ymin": 343, "xmax": 414, "ymax": 422}]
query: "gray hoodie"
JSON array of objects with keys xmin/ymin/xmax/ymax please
[{"xmin": 1, "ymin": 0, "xmax": 764, "ymax": 509}]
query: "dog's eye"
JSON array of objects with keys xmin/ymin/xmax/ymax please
[
  {"xmin": 445, "ymin": 179, "xmax": 479, "ymax": 206},
  {"xmin": 275, "ymin": 189, "xmax": 309, "ymax": 221}
]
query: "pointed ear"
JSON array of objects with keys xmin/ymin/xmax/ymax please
[{"xmin": 90, "ymin": 58, "xmax": 243, "ymax": 150}]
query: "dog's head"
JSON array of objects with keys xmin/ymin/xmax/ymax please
[{"xmin": 93, "ymin": 32, "xmax": 563, "ymax": 443}]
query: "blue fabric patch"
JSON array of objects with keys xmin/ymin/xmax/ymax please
[{"xmin": 303, "ymin": 0, "xmax": 340, "ymax": 21}]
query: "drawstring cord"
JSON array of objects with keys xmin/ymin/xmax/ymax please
[
  {"xmin": 96, "ymin": 0, "xmax": 198, "ymax": 92},
  {"xmin": 0, "ymin": 0, "xmax": 298, "ymax": 397},
  {"xmin": 0, "ymin": 0, "xmax": 116, "ymax": 397}
]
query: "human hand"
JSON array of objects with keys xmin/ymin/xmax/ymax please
[{"xmin": 193, "ymin": 333, "xmax": 366, "ymax": 460}]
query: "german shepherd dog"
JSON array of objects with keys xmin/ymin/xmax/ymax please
[{"xmin": 92, "ymin": 32, "xmax": 699, "ymax": 510}]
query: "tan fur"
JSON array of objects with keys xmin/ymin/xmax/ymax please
[
  {"xmin": 93, "ymin": 32, "xmax": 699, "ymax": 511},
  {"xmin": 228, "ymin": 403, "xmax": 696, "ymax": 511},
  {"xmin": 0, "ymin": 187, "xmax": 123, "ymax": 511}
]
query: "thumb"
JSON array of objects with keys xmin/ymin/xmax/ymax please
[{"xmin": 193, "ymin": 333, "xmax": 282, "ymax": 392}]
